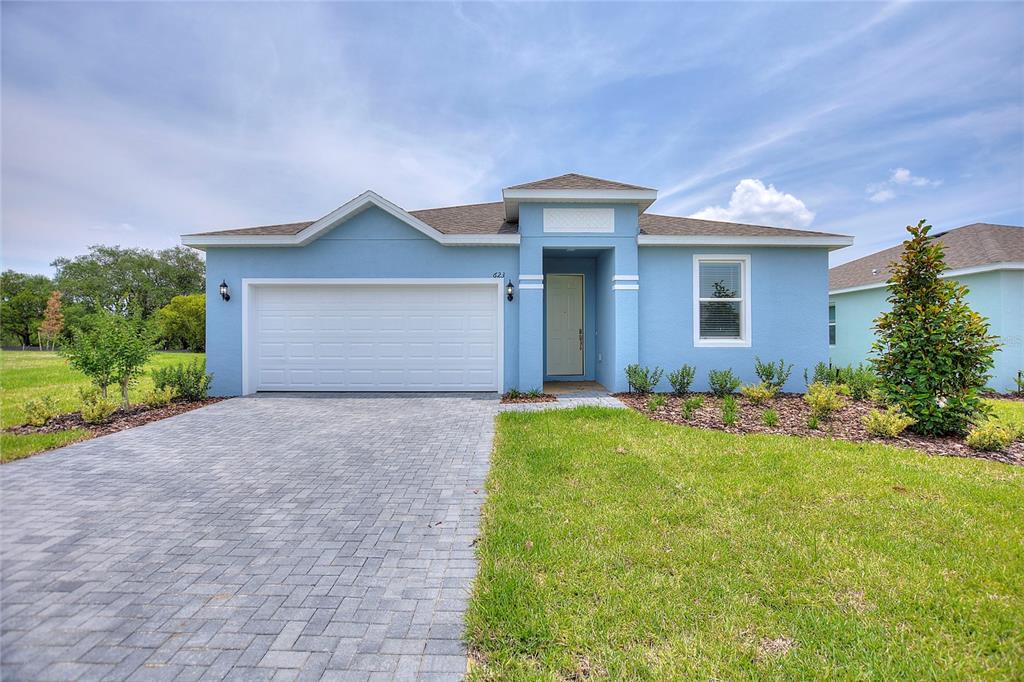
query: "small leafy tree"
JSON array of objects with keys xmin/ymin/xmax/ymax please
[
  {"xmin": 37, "ymin": 291, "xmax": 65, "ymax": 351},
  {"xmin": 61, "ymin": 313, "xmax": 155, "ymax": 406},
  {"xmin": 871, "ymin": 220, "xmax": 999, "ymax": 436}
]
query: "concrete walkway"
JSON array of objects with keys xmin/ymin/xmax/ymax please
[{"xmin": 1, "ymin": 394, "xmax": 497, "ymax": 682}]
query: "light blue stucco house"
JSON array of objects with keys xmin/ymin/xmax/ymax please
[
  {"xmin": 181, "ymin": 174, "xmax": 853, "ymax": 396},
  {"xmin": 829, "ymin": 223, "xmax": 1023, "ymax": 392}
]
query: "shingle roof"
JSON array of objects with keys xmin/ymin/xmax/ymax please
[
  {"xmin": 638, "ymin": 213, "xmax": 842, "ymax": 238},
  {"xmin": 409, "ymin": 202, "xmax": 517, "ymax": 235},
  {"xmin": 188, "ymin": 221, "xmax": 315, "ymax": 237},
  {"xmin": 187, "ymin": 204, "xmax": 845, "ymax": 240},
  {"xmin": 829, "ymin": 223, "xmax": 1024, "ymax": 291},
  {"xmin": 505, "ymin": 173, "xmax": 654, "ymax": 191}
]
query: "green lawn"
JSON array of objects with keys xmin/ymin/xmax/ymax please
[
  {"xmin": 468, "ymin": 407, "xmax": 1024, "ymax": 679},
  {"xmin": 988, "ymin": 398, "xmax": 1024, "ymax": 433},
  {"xmin": 0, "ymin": 350, "xmax": 204, "ymax": 462}
]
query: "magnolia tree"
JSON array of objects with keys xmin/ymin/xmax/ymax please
[{"xmin": 871, "ymin": 220, "xmax": 999, "ymax": 436}]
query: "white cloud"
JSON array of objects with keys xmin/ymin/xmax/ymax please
[
  {"xmin": 689, "ymin": 179, "xmax": 815, "ymax": 227},
  {"xmin": 864, "ymin": 167, "xmax": 942, "ymax": 204},
  {"xmin": 890, "ymin": 167, "xmax": 941, "ymax": 187}
]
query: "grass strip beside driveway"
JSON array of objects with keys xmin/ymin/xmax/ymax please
[{"xmin": 467, "ymin": 407, "xmax": 1024, "ymax": 679}]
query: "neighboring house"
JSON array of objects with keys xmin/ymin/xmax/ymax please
[
  {"xmin": 829, "ymin": 223, "xmax": 1024, "ymax": 392},
  {"xmin": 181, "ymin": 173, "xmax": 853, "ymax": 396}
]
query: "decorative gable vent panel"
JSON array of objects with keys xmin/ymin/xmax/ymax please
[{"xmin": 543, "ymin": 208, "xmax": 615, "ymax": 233}]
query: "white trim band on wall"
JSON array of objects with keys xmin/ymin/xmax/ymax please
[
  {"xmin": 519, "ymin": 283, "xmax": 544, "ymax": 290},
  {"xmin": 519, "ymin": 275, "xmax": 544, "ymax": 282},
  {"xmin": 612, "ymin": 275, "xmax": 639, "ymax": 284},
  {"xmin": 612, "ymin": 284, "xmax": 639, "ymax": 291}
]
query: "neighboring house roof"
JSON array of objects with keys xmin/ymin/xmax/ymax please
[
  {"xmin": 505, "ymin": 173, "xmax": 654, "ymax": 191},
  {"xmin": 829, "ymin": 223, "xmax": 1024, "ymax": 292}
]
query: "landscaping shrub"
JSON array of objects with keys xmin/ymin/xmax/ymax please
[
  {"xmin": 503, "ymin": 388, "xmax": 523, "ymax": 399},
  {"xmin": 526, "ymin": 388, "xmax": 544, "ymax": 398},
  {"xmin": 81, "ymin": 394, "xmax": 118, "ymax": 424},
  {"xmin": 740, "ymin": 382, "xmax": 777, "ymax": 405},
  {"xmin": 965, "ymin": 422, "xmax": 1015, "ymax": 452},
  {"xmin": 61, "ymin": 312, "xmax": 155, "ymax": 406},
  {"xmin": 152, "ymin": 360, "xmax": 213, "ymax": 401},
  {"xmin": 1015, "ymin": 371, "xmax": 1024, "ymax": 396},
  {"xmin": 835, "ymin": 364, "xmax": 876, "ymax": 400},
  {"xmin": 646, "ymin": 394, "xmax": 666, "ymax": 412},
  {"xmin": 721, "ymin": 395, "xmax": 738, "ymax": 426},
  {"xmin": 142, "ymin": 386, "xmax": 176, "ymax": 408},
  {"xmin": 804, "ymin": 361, "xmax": 839, "ymax": 387},
  {"xmin": 24, "ymin": 396, "xmax": 58, "ymax": 427},
  {"xmin": 804, "ymin": 381, "xmax": 846, "ymax": 420},
  {"xmin": 681, "ymin": 396, "xmax": 704, "ymax": 419},
  {"xmin": 707, "ymin": 369, "xmax": 741, "ymax": 397},
  {"xmin": 667, "ymin": 365, "xmax": 695, "ymax": 396},
  {"xmin": 871, "ymin": 219, "xmax": 999, "ymax": 436},
  {"xmin": 862, "ymin": 408, "xmax": 916, "ymax": 438},
  {"xmin": 753, "ymin": 357, "xmax": 793, "ymax": 391},
  {"xmin": 625, "ymin": 364, "xmax": 663, "ymax": 394},
  {"xmin": 761, "ymin": 409, "xmax": 779, "ymax": 427}
]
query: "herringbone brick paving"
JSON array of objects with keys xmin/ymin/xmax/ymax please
[{"xmin": 1, "ymin": 394, "xmax": 497, "ymax": 681}]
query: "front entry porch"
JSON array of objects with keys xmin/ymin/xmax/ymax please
[{"xmin": 517, "ymin": 245, "xmax": 638, "ymax": 394}]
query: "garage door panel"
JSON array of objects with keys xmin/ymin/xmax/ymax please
[{"xmin": 252, "ymin": 283, "xmax": 500, "ymax": 391}]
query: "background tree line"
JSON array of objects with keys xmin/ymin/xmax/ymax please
[{"xmin": 1, "ymin": 245, "xmax": 206, "ymax": 351}]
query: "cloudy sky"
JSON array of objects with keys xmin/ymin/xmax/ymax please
[{"xmin": 2, "ymin": 1, "xmax": 1022, "ymax": 274}]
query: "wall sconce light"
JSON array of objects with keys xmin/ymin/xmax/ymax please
[
  {"xmin": 219, "ymin": 280, "xmax": 231, "ymax": 301},
  {"xmin": 506, "ymin": 280, "xmax": 515, "ymax": 301}
]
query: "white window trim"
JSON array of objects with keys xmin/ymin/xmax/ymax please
[
  {"xmin": 692, "ymin": 254, "xmax": 752, "ymax": 348},
  {"xmin": 828, "ymin": 303, "xmax": 837, "ymax": 347}
]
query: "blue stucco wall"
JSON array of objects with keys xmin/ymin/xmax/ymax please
[
  {"xmin": 204, "ymin": 201, "xmax": 836, "ymax": 396},
  {"xmin": 595, "ymin": 250, "xmax": 617, "ymax": 389},
  {"xmin": 204, "ymin": 206, "xmax": 518, "ymax": 396},
  {"xmin": 829, "ymin": 269, "xmax": 1024, "ymax": 392},
  {"xmin": 638, "ymin": 247, "xmax": 831, "ymax": 393}
]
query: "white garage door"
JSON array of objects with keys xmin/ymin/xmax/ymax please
[{"xmin": 249, "ymin": 282, "xmax": 501, "ymax": 392}]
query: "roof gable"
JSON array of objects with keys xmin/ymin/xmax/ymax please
[
  {"xmin": 506, "ymin": 173, "xmax": 654, "ymax": 191},
  {"xmin": 181, "ymin": 192, "xmax": 518, "ymax": 249}
]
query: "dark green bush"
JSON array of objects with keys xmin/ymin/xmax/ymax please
[
  {"xmin": 626, "ymin": 364, "xmax": 663, "ymax": 394},
  {"xmin": 721, "ymin": 395, "xmax": 738, "ymax": 426},
  {"xmin": 152, "ymin": 360, "xmax": 212, "ymax": 402},
  {"xmin": 681, "ymin": 396, "xmax": 704, "ymax": 419},
  {"xmin": 835, "ymin": 364, "xmax": 876, "ymax": 400},
  {"xmin": 707, "ymin": 369, "xmax": 741, "ymax": 397},
  {"xmin": 754, "ymin": 357, "xmax": 794, "ymax": 391},
  {"xmin": 667, "ymin": 365, "xmax": 695, "ymax": 396}
]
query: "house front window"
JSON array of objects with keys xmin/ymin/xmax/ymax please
[
  {"xmin": 693, "ymin": 255, "xmax": 751, "ymax": 347},
  {"xmin": 829, "ymin": 303, "xmax": 836, "ymax": 345}
]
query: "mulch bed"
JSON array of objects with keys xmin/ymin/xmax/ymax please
[
  {"xmin": 615, "ymin": 393, "xmax": 1024, "ymax": 467},
  {"xmin": 4, "ymin": 398, "xmax": 225, "ymax": 439},
  {"xmin": 501, "ymin": 393, "xmax": 557, "ymax": 404}
]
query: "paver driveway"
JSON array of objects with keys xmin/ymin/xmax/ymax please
[{"xmin": 1, "ymin": 394, "xmax": 498, "ymax": 681}]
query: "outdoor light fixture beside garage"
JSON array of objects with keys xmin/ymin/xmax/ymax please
[
  {"xmin": 506, "ymin": 280, "xmax": 515, "ymax": 301},
  {"xmin": 219, "ymin": 280, "xmax": 231, "ymax": 301}
]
